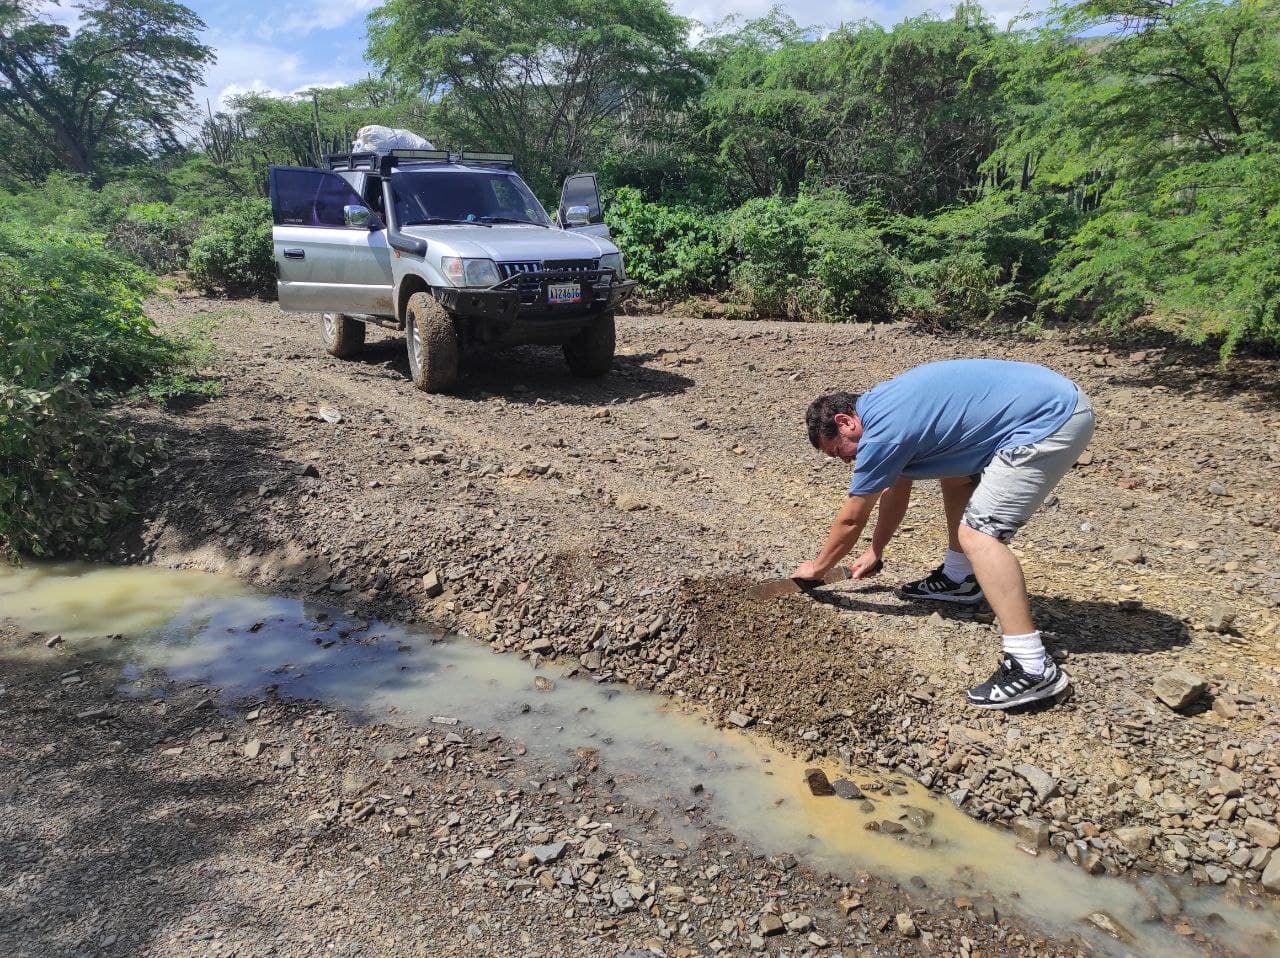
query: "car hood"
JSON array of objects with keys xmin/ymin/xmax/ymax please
[{"xmin": 399, "ymin": 224, "xmax": 616, "ymax": 262}]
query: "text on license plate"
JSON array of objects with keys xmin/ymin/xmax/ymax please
[{"xmin": 547, "ymin": 282, "xmax": 582, "ymax": 305}]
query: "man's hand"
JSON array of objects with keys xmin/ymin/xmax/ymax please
[
  {"xmin": 791, "ymin": 560, "xmax": 826, "ymax": 582},
  {"xmin": 848, "ymin": 547, "xmax": 883, "ymax": 579}
]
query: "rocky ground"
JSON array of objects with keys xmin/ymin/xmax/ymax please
[
  {"xmin": 2, "ymin": 625, "xmax": 1078, "ymax": 958},
  {"xmin": 4, "ymin": 292, "xmax": 1280, "ymax": 954}
]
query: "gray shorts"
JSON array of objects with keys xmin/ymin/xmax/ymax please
[{"xmin": 961, "ymin": 392, "xmax": 1096, "ymax": 543}]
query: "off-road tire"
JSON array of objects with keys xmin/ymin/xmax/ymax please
[
  {"xmin": 321, "ymin": 312, "xmax": 365, "ymax": 358},
  {"xmin": 406, "ymin": 292, "xmax": 460, "ymax": 393},
  {"xmin": 563, "ymin": 310, "xmax": 616, "ymax": 378}
]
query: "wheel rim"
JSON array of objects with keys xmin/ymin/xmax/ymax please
[
  {"xmin": 322, "ymin": 313, "xmax": 337, "ymax": 340},
  {"xmin": 406, "ymin": 318, "xmax": 421, "ymax": 376}
]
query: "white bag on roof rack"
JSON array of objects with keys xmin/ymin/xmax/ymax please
[{"xmin": 352, "ymin": 125, "xmax": 435, "ymax": 154}]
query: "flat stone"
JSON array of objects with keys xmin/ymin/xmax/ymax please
[
  {"xmin": 804, "ymin": 768, "xmax": 835, "ymax": 796},
  {"xmin": 1244, "ymin": 818, "xmax": 1279, "ymax": 849},
  {"xmin": 831, "ymin": 778, "xmax": 864, "ymax": 800},
  {"xmin": 421, "ymin": 570, "xmax": 444, "ymax": 598},
  {"xmin": 1114, "ymin": 825, "xmax": 1153, "ymax": 854},
  {"xmin": 726, "ymin": 711, "xmax": 755, "ymax": 728},
  {"xmin": 895, "ymin": 913, "xmax": 918, "ymax": 938},
  {"xmin": 1015, "ymin": 764, "xmax": 1060, "ymax": 804},
  {"xmin": 528, "ymin": 841, "xmax": 567, "ymax": 865},
  {"xmin": 243, "ymin": 739, "xmax": 263, "ymax": 759},
  {"xmin": 785, "ymin": 914, "xmax": 813, "ymax": 933},
  {"xmin": 1262, "ymin": 852, "xmax": 1280, "ymax": 893},
  {"xmin": 1218, "ymin": 770, "xmax": 1243, "ymax": 798},
  {"xmin": 611, "ymin": 886, "xmax": 636, "ymax": 912},
  {"xmin": 581, "ymin": 835, "xmax": 608, "ymax": 861},
  {"xmin": 1013, "ymin": 817, "xmax": 1051, "ymax": 850},
  {"xmin": 1153, "ymin": 669, "xmax": 1208, "ymax": 711},
  {"xmin": 1204, "ymin": 605, "xmax": 1237, "ymax": 633},
  {"xmin": 1087, "ymin": 911, "xmax": 1133, "ymax": 942},
  {"xmin": 1113, "ymin": 543, "xmax": 1145, "ymax": 564},
  {"xmin": 900, "ymin": 805, "xmax": 933, "ymax": 829},
  {"xmin": 759, "ymin": 914, "xmax": 784, "ymax": 936}
]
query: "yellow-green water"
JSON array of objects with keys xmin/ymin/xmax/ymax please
[{"xmin": 1, "ymin": 562, "xmax": 1277, "ymax": 957}]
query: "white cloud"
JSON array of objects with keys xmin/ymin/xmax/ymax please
[
  {"xmin": 259, "ymin": 0, "xmax": 382, "ymax": 39},
  {"xmin": 193, "ymin": 37, "xmax": 361, "ymax": 112},
  {"xmin": 30, "ymin": 0, "xmax": 82, "ymax": 28}
]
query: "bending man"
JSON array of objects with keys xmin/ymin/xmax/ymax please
[{"xmin": 795, "ymin": 359, "xmax": 1095, "ymax": 709}]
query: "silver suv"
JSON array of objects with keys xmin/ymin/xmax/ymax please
[{"xmin": 267, "ymin": 150, "xmax": 635, "ymax": 392}]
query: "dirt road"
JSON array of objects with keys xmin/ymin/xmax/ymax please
[{"xmin": 5, "ymin": 293, "xmax": 1279, "ymax": 955}]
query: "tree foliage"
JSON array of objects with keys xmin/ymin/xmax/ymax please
[
  {"xmin": 0, "ymin": 0, "xmax": 213, "ymax": 183},
  {"xmin": 367, "ymin": 0, "xmax": 698, "ymax": 194}
]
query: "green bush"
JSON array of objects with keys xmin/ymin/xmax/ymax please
[
  {"xmin": 720, "ymin": 193, "xmax": 898, "ymax": 320},
  {"xmin": 0, "ymin": 375, "xmax": 147, "ymax": 559},
  {"xmin": 885, "ymin": 192, "xmax": 1070, "ymax": 320},
  {"xmin": 604, "ymin": 187, "xmax": 728, "ymax": 299},
  {"xmin": 722, "ymin": 197, "xmax": 810, "ymax": 316},
  {"xmin": 110, "ymin": 201, "xmax": 199, "ymax": 272},
  {"xmin": 0, "ymin": 220, "xmax": 171, "ymax": 389},
  {"xmin": 0, "ymin": 217, "xmax": 171, "ymax": 558},
  {"xmin": 1042, "ymin": 138, "xmax": 1280, "ymax": 356},
  {"xmin": 804, "ymin": 227, "xmax": 898, "ymax": 321},
  {"xmin": 187, "ymin": 198, "xmax": 274, "ymax": 294}
]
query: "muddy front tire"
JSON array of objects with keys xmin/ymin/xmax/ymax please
[
  {"xmin": 406, "ymin": 292, "xmax": 460, "ymax": 393},
  {"xmin": 321, "ymin": 312, "xmax": 365, "ymax": 358},
  {"xmin": 563, "ymin": 310, "xmax": 615, "ymax": 378}
]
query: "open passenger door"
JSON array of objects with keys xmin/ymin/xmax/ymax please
[
  {"xmin": 267, "ymin": 166, "xmax": 395, "ymax": 315},
  {"xmin": 557, "ymin": 173, "xmax": 611, "ymax": 239}
]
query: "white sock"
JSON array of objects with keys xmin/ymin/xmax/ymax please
[
  {"xmin": 942, "ymin": 547, "xmax": 972, "ymax": 582},
  {"xmin": 1003, "ymin": 631, "xmax": 1047, "ymax": 676}
]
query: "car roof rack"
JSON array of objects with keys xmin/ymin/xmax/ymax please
[{"xmin": 324, "ymin": 149, "xmax": 516, "ymax": 175}]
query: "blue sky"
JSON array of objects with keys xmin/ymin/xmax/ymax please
[{"xmin": 38, "ymin": 0, "xmax": 1029, "ymax": 115}]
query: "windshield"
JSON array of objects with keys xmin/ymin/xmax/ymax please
[{"xmin": 390, "ymin": 170, "xmax": 551, "ymax": 227}]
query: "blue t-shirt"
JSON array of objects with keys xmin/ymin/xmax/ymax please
[{"xmin": 848, "ymin": 359, "xmax": 1079, "ymax": 495}]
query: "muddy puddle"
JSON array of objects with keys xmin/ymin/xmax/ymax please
[{"xmin": 1, "ymin": 562, "xmax": 1277, "ymax": 957}]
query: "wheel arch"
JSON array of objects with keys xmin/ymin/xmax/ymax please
[{"xmin": 396, "ymin": 274, "xmax": 434, "ymax": 324}]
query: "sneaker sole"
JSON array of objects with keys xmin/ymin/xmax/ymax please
[
  {"xmin": 967, "ymin": 672, "xmax": 1071, "ymax": 710},
  {"xmin": 898, "ymin": 589, "xmax": 986, "ymax": 605}
]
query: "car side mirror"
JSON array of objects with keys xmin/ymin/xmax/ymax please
[
  {"xmin": 563, "ymin": 205, "xmax": 590, "ymax": 227},
  {"xmin": 344, "ymin": 204, "xmax": 375, "ymax": 229}
]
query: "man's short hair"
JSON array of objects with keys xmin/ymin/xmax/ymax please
[{"xmin": 806, "ymin": 392, "xmax": 861, "ymax": 448}]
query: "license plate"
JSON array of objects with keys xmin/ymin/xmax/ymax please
[{"xmin": 547, "ymin": 282, "xmax": 581, "ymax": 305}]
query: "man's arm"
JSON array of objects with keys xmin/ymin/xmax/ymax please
[
  {"xmin": 870, "ymin": 476, "xmax": 913, "ymax": 553},
  {"xmin": 793, "ymin": 491, "xmax": 881, "ymax": 580}
]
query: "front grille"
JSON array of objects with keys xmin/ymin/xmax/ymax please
[
  {"xmin": 497, "ymin": 259, "xmax": 601, "ymax": 307},
  {"xmin": 498, "ymin": 261, "xmax": 541, "ymax": 280},
  {"xmin": 543, "ymin": 259, "xmax": 598, "ymax": 273}
]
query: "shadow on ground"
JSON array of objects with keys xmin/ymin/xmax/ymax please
[
  {"xmin": 351, "ymin": 334, "xmax": 696, "ymax": 404},
  {"xmin": 0, "ymin": 650, "xmax": 266, "ymax": 958},
  {"xmin": 814, "ymin": 589, "xmax": 1191, "ymax": 657},
  {"xmin": 113, "ymin": 413, "xmax": 314, "ymax": 572}
]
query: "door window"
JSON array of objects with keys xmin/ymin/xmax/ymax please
[
  {"xmin": 559, "ymin": 174, "xmax": 602, "ymax": 224},
  {"xmin": 271, "ymin": 168, "xmax": 368, "ymax": 228}
]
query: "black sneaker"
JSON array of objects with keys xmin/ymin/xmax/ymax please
[
  {"xmin": 966, "ymin": 655, "xmax": 1070, "ymax": 710},
  {"xmin": 899, "ymin": 564, "xmax": 984, "ymax": 604}
]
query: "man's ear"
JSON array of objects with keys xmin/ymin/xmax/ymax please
[{"xmin": 833, "ymin": 412, "xmax": 856, "ymax": 431}]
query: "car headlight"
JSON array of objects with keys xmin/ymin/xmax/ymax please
[
  {"xmin": 441, "ymin": 257, "xmax": 501, "ymax": 287},
  {"xmin": 598, "ymin": 252, "xmax": 625, "ymax": 281}
]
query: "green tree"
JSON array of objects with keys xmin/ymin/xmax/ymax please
[
  {"xmin": 696, "ymin": 5, "xmax": 1008, "ymax": 211},
  {"xmin": 0, "ymin": 0, "xmax": 214, "ymax": 184},
  {"xmin": 366, "ymin": 0, "xmax": 697, "ymax": 194},
  {"xmin": 198, "ymin": 79, "xmax": 419, "ymax": 197}
]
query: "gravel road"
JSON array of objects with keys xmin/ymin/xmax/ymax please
[{"xmin": 3, "ymin": 292, "xmax": 1278, "ymax": 955}]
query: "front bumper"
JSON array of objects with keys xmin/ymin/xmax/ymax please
[{"xmin": 440, "ymin": 270, "xmax": 636, "ymax": 323}]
